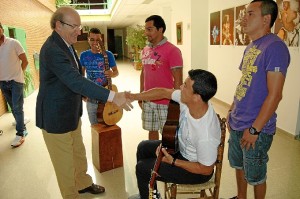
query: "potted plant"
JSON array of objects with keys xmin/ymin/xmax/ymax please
[
  {"xmin": 24, "ymin": 69, "xmax": 34, "ymax": 97},
  {"xmin": 55, "ymin": 0, "xmax": 71, "ymax": 7},
  {"xmin": 126, "ymin": 25, "xmax": 147, "ymax": 70}
]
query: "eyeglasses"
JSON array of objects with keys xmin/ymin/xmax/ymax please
[{"xmin": 59, "ymin": 20, "xmax": 82, "ymax": 31}]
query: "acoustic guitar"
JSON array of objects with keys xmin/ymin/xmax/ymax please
[
  {"xmin": 97, "ymin": 41, "xmax": 123, "ymax": 125},
  {"xmin": 149, "ymin": 100, "xmax": 180, "ymax": 198}
]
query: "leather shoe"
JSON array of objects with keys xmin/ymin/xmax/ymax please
[{"xmin": 78, "ymin": 183, "xmax": 105, "ymax": 194}]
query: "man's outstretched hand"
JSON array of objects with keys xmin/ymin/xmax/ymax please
[{"xmin": 112, "ymin": 92, "xmax": 133, "ymax": 111}]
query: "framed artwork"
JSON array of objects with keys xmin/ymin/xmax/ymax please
[
  {"xmin": 235, "ymin": 4, "xmax": 250, "ymax": 46},
  {"xmin": 176, "ymin": 22, "xmax": 183, "ymax": 45},
  {"xmin": 210, "ymin": 11, "xmax": 221, "ymax": 45},
  {"xmin": 221, "ymin": 8, "xmax": 234, "ymax": 45},
  {"xmin": 274, "ymin": 0, "xmax": 300, "ymax": 47},
  {"xmin": 82, "ymin": 25, "xmax": 89, "ymax": 33}
]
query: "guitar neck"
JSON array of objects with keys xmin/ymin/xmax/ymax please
[
  {"xmin": 106, "ymin": 77, "xmax": 112, "ymax": 90},
  {"xmin": 149, "ymin": 147, "xmax": 164, "ymax": 198},
  {"xmin": 98, "ymin": 40, "xmax": 112, "ymax": 89},
  {"xmin": 148, "ymin": 102, "xmax": 180, "ymax": 198}
]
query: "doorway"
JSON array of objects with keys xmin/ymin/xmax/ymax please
[{"xmin": 115, "ymin": 36, "xmax": 123, "ymax": 60}]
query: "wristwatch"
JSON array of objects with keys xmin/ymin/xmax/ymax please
[{"xmin": 249, "ymin": 127, "xmax": 260, "ymax": 135}]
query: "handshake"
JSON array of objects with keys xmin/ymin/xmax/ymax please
[
  {"xmin": 112, "ymin": 88, "xmax": 169, "ymax": 111},
  {"xmin": 111, "ymin": 91, "xmax": 137, "ymax": 111}
]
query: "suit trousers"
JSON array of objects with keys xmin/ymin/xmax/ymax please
[{"xmin": 42, "ymin": 120, "xmax": 93, "ymax": 199}]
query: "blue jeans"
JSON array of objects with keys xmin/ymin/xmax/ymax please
[
  {"xmin": 86, "ymin": 100, "xmax": 98, "ymax": 125},
  {"xmin": 86, "ymin": 99, "xmax": 104, "ymax": 125},
  {"xmin": 0, "ymin": 80, "xmax": 26, "ymax": 135},
  {"xmin": 228, "ymin": 129, "xmax": 273, "ymax": 185}
]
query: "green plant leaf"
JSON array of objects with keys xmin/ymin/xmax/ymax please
[{"xmin": 126, "ymin": 25, "xmax": 147, "ymax": 62}]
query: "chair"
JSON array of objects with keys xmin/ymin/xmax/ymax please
[{"xmin": 164, "ymin": 114, "xmax": 227, "ymax": 199}]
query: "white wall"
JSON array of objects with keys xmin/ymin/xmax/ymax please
[
  {"xmin": 191, "ymin": 0, "xmax": 209, "ymax": 72},
  {"xmin": 276, "ymin": 49, "xmax": 300, "ymax": 135},
  {"xmin": 171, "ymin": 0, "xmax": 209, "ymax": 77},
  {"xmin": 170, "ymin": 0, "xmax": 192, "ymax": 78},
  {"xmin": 207, "ymin": 0, "xmax": 300, "ymax": 136}
]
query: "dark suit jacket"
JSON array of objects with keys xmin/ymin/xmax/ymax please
[{"xmin": 36, "ymin": 31, "xmax": 110, "ymax": 133}]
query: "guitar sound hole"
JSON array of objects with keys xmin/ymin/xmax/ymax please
[{"xmin": 108, "ymin": 110, "xmax": 119, "ymax": 115}]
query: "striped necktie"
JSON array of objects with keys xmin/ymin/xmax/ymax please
[
  {"xmin": 69, "ymin": 46, "xmax": 75, "ymax": 56},
  {"xmin": 69, "ymin": 46, "xmax": 78, "ymax": 68}
]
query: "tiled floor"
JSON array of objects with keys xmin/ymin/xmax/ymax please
[{"xmin": 0, "ymin": 60, "xmax": 300, "ymax": 199}]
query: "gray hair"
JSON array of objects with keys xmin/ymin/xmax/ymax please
[{"xmin": 50, "ymin": 7, "xmax": 67, "ymax": 30}]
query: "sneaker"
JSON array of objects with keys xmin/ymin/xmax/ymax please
[
  {"xmin": 12, "ymin": 117, "xmax": 30, "ymax": 126},
  {"xmin": 11, "ymin": 135, "xmax": 25, "ymax": 147},
  {"xmin": 128, "ymin": 194, "xmax": 140, "ymax": 199},
  {"xmin": 22, "ymin": 130, "xmax": 28, "ymax": 137}
]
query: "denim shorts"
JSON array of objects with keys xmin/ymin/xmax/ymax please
[{"xmin": 228, "ymin": 129, "xmax": 273, "ymax": 185}]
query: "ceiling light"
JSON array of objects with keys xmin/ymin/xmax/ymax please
[{"xmin": 142, "ymin": 0, "xmax": 154, "ymax": 4}]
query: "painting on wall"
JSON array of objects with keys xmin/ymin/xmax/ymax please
[
  {"xmin": 176, "ymin": 22, "xmax": 183, "ymax": 45},
  {"xmin": 82, "ymin": 25, "xmax": 89, "ymax": 33},
  {"xmin": 221, "ymin": 8, "xmax": 234, "ymax": 45},
  {"xmin": 274, "ymin": 0, "xmax": 300, "ymax": 47},
  {"xmin": 210, "ymin": 11, "xmax": 221, "ymax": 45},
  {"xmin": 235, "ymin": 4, "xmax": 250, "ymax": 46}
]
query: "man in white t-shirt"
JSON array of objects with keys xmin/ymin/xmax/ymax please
[
  {"xmin": 0, "ymin": 22, "xmax": 29, "ymax": 147},
  {"xmin": 128, "ymin": 69, "xmax": 221, "ymax": 199}
]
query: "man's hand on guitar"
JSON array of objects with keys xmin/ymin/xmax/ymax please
[
  {"xmin": 112, "ymin": 92, "xmax": 133, "ymax": 111},
  {"xmin": 156, "ymin": 145, "xmax": 174, "ymax": 165},
  {"xmin": 104, "ymin": 70, "xmax": 113, "ymax": 78},
  {"xmin": 161, "ymin": 148, "xmax": 174, "ymax": 165}
]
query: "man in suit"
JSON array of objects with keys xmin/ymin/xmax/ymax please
[{"xmin": 36, "ymin": 7, "xmax": 132, "ymax": 199}]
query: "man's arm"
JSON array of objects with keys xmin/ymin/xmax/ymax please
[
  {"xmin": 251, "ymin": 71, "xmax": 285, "ymax": 132},
  {"xmin": 172, "ymin": 67, "xmax": 183, "ymax": 89},
  {"xmin": 130, "ymin": 88, "xmax": 174, "ymax": 102},
  {"xmin": 112, "ymin": 92, "xmax": 133, "ymax": 111},
  {"xmin": 241, "ymin": 71, "xmax": 285, "ymax": 150},
  {"xmin": 161, "ymin": 148, "xmax": 214, "ymax": 175},
  {"xmin": 173, "ymin": 159, "xmax": 214, "ymax": 175},
  {"xmin": 227, "ymin": 102, "xmax": 235, "ymax": 131},
  {"xmin": 19, "ymin": 53, "xmax": 28, "ymax": 71},
  {"xmin": 105, "ymin": 66, "xmax": 119, "ymax": 78}
]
